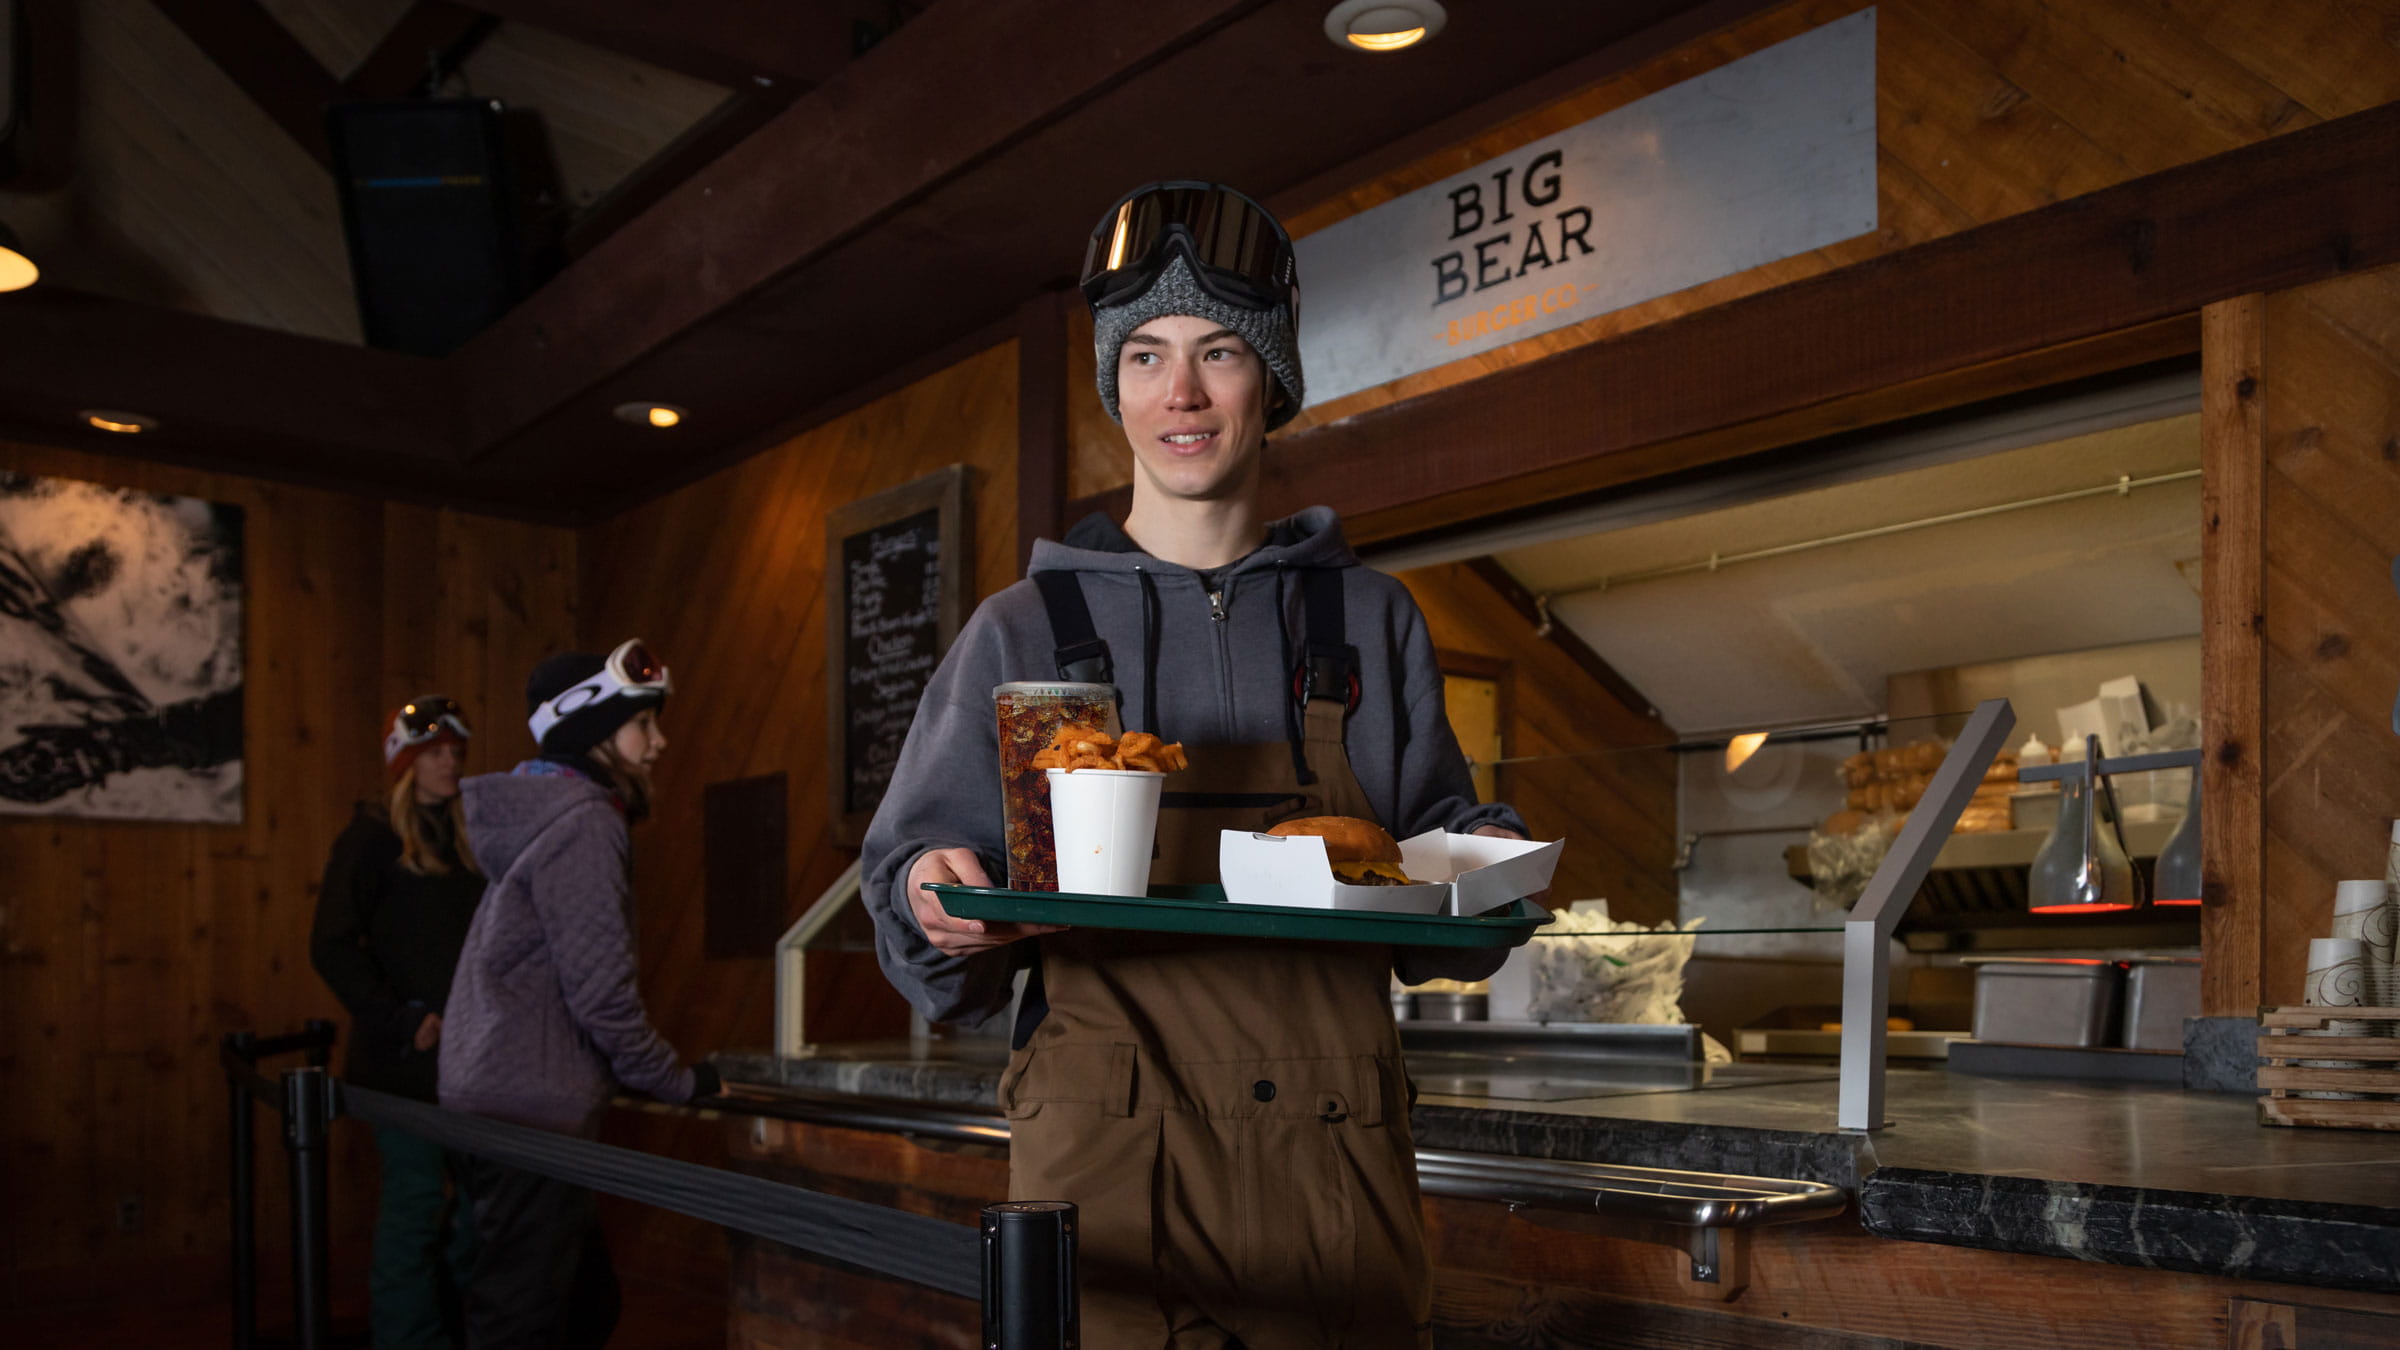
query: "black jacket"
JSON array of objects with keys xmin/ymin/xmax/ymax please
[{"xmin": 309, "ymin": 803, "xmax": 487, "ymax": 1099}]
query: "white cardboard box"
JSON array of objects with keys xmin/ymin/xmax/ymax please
[{"xmin": 1219, "ymin": 828, "xmax": 1561, "ymax": 916}]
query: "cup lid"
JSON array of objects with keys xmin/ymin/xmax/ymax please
[{"xmin": 995, "ymin": 681, "xmax": 1118, "ymax": 699}]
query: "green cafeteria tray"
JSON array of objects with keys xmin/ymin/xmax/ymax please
[{"xmin": 926, "ymin": 882, "xmax": 1549, "ymax": 949}]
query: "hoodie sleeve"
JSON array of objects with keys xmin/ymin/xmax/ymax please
[
  {"xmin": 521, "ymin": 801, "xmax": 695, "ymax": 1104},
  {"xmin": 1384, "ymin": 582, "xmax": 1527, "ymax": 987},
  {"xmin": 859, "ymin": 609, "xmax": 1022, "ymax": 1026}
]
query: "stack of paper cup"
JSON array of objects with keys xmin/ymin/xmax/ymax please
[
  {"xmin": 2300, "ymin": 937, "xmax": 2372, "ymax": 1097},
  {"xmin": 2332, "ymin": 879, "xmax": 2397, "ymax": 1021},
  {"xmin": 1046, "ymin": 768, "xmax": 1165, "ymax": 897}
]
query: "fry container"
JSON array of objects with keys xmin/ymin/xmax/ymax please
[{"xmin": 1046, "ymin": 768, "xmax": 1164, "ymax": 897}]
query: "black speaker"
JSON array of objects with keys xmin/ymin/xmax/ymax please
[{"xmin": 329, "ymin": 99, "xmax": 528, "ymax": 357}]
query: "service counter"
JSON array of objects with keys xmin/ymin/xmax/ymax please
[{"xmin": 709, "ymin": 1039, "xmax": 2400, "ymax": 1348}]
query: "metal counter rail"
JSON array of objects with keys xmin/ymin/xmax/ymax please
[{"xmin": 716, "ymin": 1086, "xmax": 1848, "ymax": 1297}]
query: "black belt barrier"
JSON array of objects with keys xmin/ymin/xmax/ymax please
[{"xmin": 221, "ymin": 1029, "xmax": 1077, "ymax": 1350}]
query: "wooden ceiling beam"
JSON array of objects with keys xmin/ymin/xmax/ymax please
[
  {"xmin": 343, "ymin": 1, "xmax": 498, "ymax": 100},
  {"xmin": 560, "ymin": 80, "xmax": 801, "ymax": 260},
  {"xmin": 1067, "ymin": 98, "xmax": 2400, "ymax": 547},
  {"xmin": 0, "ymin": 286, "xmax": 464, "ymax": 484},
  {"xmin": 146, "ymin": 0, "xmax": 345, "ymax": 169},
  {"xmin": 449, "ymin": 0, "xmax": 872, "ymax": 87},
  {"xmin": 450, "ymin": 0, "xmax": 1267, "ymax": 458}
]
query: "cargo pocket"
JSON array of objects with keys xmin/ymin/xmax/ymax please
[{"xmin": 1009, "ymin": 1101, "xmax": 1168, "ymax": 1345}]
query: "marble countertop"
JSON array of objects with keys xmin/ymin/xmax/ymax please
[{"xmin": 713, "ymin": 1042, "xmax": 2400, "ymax": 1294}]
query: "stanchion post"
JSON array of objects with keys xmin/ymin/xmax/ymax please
[
  {"xmin": 981, "ymin": 1201, "xmax": 1077, "ymax": 1350},
  {"xmin": 225, "ymin": 1032, "xmax": 258, "ymax": 1350},
  {"xmin": 283, "ymin": 1067, "xmax": 333, "ymax": 1350},
  {"xmin": 303, "ymin": 1018, "xmax": 335, "ymax": 1069}
]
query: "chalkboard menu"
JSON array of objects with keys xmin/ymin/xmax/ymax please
[{"xmin": 824, "ymin": 465, "xmax": 971, "ymax": 847}]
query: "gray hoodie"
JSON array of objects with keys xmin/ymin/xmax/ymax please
[
  {"xmin": 439, "ymin": 767, "xmax": 695, "ymax": 1133},
  {"xmin": 861, "ymin": 507, "xmax": 1526, "ymax": 1027}
]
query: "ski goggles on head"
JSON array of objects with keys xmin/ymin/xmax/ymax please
[
  {"xmin": 1080, "ymin": 181, "xmax": 1299, "ymax": 325},
  {"xmin": 384, "ymin": 696, "xmax": 471, "ymax": 764},
  {"xmin": 527, "ymin": 638, "xmax": 672, "ymax": 746}
]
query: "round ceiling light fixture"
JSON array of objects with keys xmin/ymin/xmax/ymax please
[
  {"xmin": 0, "ymin": 220, "xmax": 39, "ymax": 292},
  {"xmin": 1324, "ymin": 0, "xmax": 1446, "ymax": 52},
  {"xmin": 81, "ymin": 409, "xmax": 159, "ymax": 435},
  {"xmin": 613, "ymin": 401, "xmax": 686, "ymax": 428}
]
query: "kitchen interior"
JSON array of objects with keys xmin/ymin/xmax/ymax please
[{"xmin": 1379, "ymin": 366, "xmax": 2210, "ymax": 1085}]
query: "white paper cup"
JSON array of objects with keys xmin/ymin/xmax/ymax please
[
  {"xmin": 1046, "ymin": 769, "xmax": 1165, "ymax": 897},
  {"xmin": 2300, "ymin": 937, "xmax": 2372, "ymax": 1093},
  {"xmin": 2332, "ymin": 879, "xmax": 2394, "ymax": 965}
]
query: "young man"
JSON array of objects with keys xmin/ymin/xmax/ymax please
[{"xmin": 862, "ymin": 182, "xmax": 1526, "ymax": 1347}]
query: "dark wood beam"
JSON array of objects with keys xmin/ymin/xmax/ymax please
[
  {"xmin": 147, "ymin": 0, "xmax": 345, "ymax": 169},
  {"xmin": 450, "ymin": 0, "xmax": 1267, "ymax": 460},
  {"xmin": 343, "ymin": 1, "xmax": 497, "ymax": 100},
  {"xmin": 0, "ymin": 287, "xmax": 462, "ymax": 483},
  {"xmin": 451, "ymin": 0, "xmax": 869, "ymax": 87},
  {"xmin": 1015, "ymin": 289, "xmax": 1074, "ymax": 571},
  {"xmin": 1068, "ymin": 98, "xmax": 2400, "ymax": 547},
  {"xmin": 560, "ymin": 81, "xmax": 801, "ymax": 260}
]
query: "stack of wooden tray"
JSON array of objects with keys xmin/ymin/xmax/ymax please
[{"xmin": 2257, "ymin": 1006, "xmax": 2400, "ymax": 1130}]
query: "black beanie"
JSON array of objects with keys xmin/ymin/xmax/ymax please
[{"xmin": 525, "ymin": 651, "xmax": 664, "ymax": 756}]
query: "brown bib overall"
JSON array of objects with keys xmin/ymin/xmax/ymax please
[{"xmin": 997, "ymin": 697, "xmax": 1431, "ymax": 1349}]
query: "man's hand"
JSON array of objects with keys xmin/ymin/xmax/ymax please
[
  {"xmin": 413, "ymin": 1012, "xmax": 442, "ymax": 1052},
  {"xmin": 905, "ymin": 847, "xmax": 1069, "ymax": 956},
  {"xmin": 1470, "ymin": 824, "xmax": 1552, "ymax": 908}
]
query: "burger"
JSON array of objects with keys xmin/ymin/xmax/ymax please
[{"xmin": 1268, "ymin": 816, "xmax": 1416, "ymax": 886}]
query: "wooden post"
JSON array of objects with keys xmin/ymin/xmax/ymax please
[
  {"xmin": 1016, "ymin": 290, "xmax": 1074, "ymax": 573},
  {"xmin": 2199, "ymin": 295, "xmax": 2266, "ymax": 1017}
]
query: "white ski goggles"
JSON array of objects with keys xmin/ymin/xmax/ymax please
[
  {"xmin": 383, "ymin": 696, "xmax": 472, "ymax": 764},
  {"xmin": 528, "ymin": 639, "xmax": 671, "ymax": 746}
]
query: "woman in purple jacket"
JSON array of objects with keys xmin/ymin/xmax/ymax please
[{"xmin": 439, "ymin": 640, "xmax": 719, "ymax": 1349}]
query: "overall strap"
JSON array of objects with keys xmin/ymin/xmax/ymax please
[
  {"xmin": 1296, "ymin": 567, "xmax": 1359, "ymax": 712},
  {"xmin": 1033, "ymin": 570, "xmax": 1113, "ymax": 685}
]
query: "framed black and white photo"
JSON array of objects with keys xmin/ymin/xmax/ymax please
[{"xmin": 0, "ymin": 470, "xmax": 245, "ymax": 823}]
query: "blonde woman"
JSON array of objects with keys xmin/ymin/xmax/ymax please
[{"xmin": 310, "ymin": 696, "xmax": 485, "ymax": 1350}]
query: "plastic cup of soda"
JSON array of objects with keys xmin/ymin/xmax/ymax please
[{"xmin": 993, "ymin": 682, "xmax": 1118, "ymax": 891}]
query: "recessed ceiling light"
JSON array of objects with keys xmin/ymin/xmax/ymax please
[
  {"xmin": 81, "ymin": 410, "xmax": 159, "ymax": 435},
  {"xmin": 0, "ymin": 220, "xmax": 37, "ymax": 293},
  {"xmin": 1324, "ymin": 0, "xmax": 1445, "ymax": 52},
  {"xmin": 614, "ymin": 401, "xmax": 686, "ymax": 428}
]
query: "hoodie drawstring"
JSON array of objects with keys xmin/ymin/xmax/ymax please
[
  {"xmin": 1276, "ymin": 563, "xmax": 1315, "ymax": 786},
  {"xmin": 1136, "ymin": 565, "xmax": 1161, "ymax": 735}
]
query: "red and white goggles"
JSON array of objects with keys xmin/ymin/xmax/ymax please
[
  {"xmin": 384, "ymin": 696, "xmax": 472, "ymax": 764},
  {"xmin": 528, "ymin": 638, "xmax": 671, "ymax": 746}
]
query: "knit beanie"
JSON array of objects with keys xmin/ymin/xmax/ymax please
[
  {"xmin": 384, "ymin": 703, "xmax": 467, "ymax": 785},
  {"xmin": 1094, "ymin": 254, "xmax": 1305, "ymax": 431},
  {"xmin": 525, "ymin": 652, "xmax": 665, "ymax": 756}
]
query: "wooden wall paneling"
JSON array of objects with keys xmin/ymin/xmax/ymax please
[
  {"xmin": 2249, "ymin": 271, "xmax": 2400, "ymax": 1006},
  {"xmin": 1063, "ymin": 300, "xmax": 1119, "ymax": 504},
  {"xmin": 576, "ymin": 345, "xmax": 1019, "ymax": 1302},
  {"xmin": 1397, "ymin": 563, "xmax": 1682, "ymax": 923},
  {"xmin": 0, "ymin": 438, "xmax": 576, "ymax": 1319},
  {"xmin": 1061, "ymin": 0, "xmax": 2400, "ymax": 513},
  {"xmin": 2199, "ymin": 295, "xmax": 2265, "ymax": 1016},
  {"xmin": 589, "ymin": 343, "xmax": 1018, "ymax": 1060}
]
